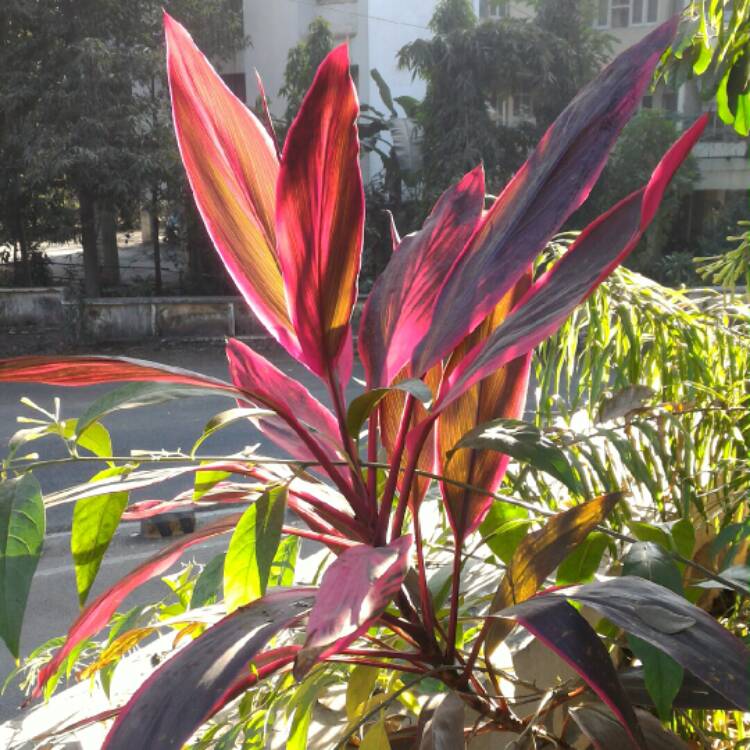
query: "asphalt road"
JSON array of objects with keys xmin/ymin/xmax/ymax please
[{"xmin": 0, "ymin": 340, "xmax": 359, "ymax": 722}]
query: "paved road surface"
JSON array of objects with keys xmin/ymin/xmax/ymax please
[{"xmin": 0, "ymin": 340, "xmax": 359, "ymax": 722}]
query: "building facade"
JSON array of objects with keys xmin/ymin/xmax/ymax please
[{"xmin": 228, "ymin": 1, "xmax": 747, "ymax": 203}]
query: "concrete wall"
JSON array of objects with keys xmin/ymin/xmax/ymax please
[{"xmin": 0, "ymin": 287, "xmax": 66, "ymax": 330}]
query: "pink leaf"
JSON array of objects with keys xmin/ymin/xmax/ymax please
[
  {"xmin": 359, "ymin": 167, "xmax": 485, "ymax": 387},
  {"xmin": 164, "ymin": 14, "xmax": 301, "ymax": 358},
  {"xmin": 293, "ymin": 536, "xmax": 412, "ymax": 679},
  {"xmin": 437, "ymin": 114, "xmax": 707, "ymax": 411},
  {"xmin": 275, "ymin": 44, "xmax": 364, "ymax": 380}
]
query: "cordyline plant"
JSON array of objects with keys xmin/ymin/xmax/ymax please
[{"xmin": 0, "ymin": 12, "xmax": 748, "ymax": 749}]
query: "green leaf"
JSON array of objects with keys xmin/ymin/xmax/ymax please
[
  {"xmin": 287, "ymin": 671, "xmax": 334, "ymax": 750},
  {"xmin": 190, "ymin": 553, "xmax": 225, "ymax": 609},
  {"xmin": 628, "ymin": 637, "xmax": 683, "ymax": 721},
  {"xmin": 622, "ymin": 542, "xmax": 683, "ymax": 595},
  {"xmin": 190, "ymin": 407, "xmax": 272, "ymax": 456},
  {"xmin": 670, "ymin": 518, "xmax": 695, "ymax": 559},
  {"xmin": 370, "ymin": 68, "xmax": 397, "ymax": 117},
  {"xmin": 628, "ymin": 521, "xmax": 672, "ymax": 552},
  {"xmin": 268, "ymin": 535, "xmax": 299, "ymax": 588},
  {"xmin": 346, "ymin": 665, "xmax": 380, "ymax": 721},
  {"xmin": 76, "ymin": 382, "xmax": 238, "ymax": 438},
  {"xmin": 0, "ymin": 474, "xmax": 45, "ymax": 657},
  {"xmin": 450, "ymin": 419, "xmax": 581, "ymax": 495},
  {"xmin": 479, "ymin": 502, "xmax": 530, "ymax": 565},
  {"xmin": 557, "ymin": 532, "xmax": 610, "ymax": 585},
  {"xmin": 71, "ymin": 466, "xmax": 130, "ymax": 605},
  {"xmin": 694, "ymin": 565, "xmax": 750, "ymax": 595},
  {"xmin": 345, "ymin": 379, "xmax": 432, "ymax": 438},
  {"xmin": 75, "ymin": 421, "xmax": 113, "ymax": 459},
  {"xmin": 193, "ymin": 467, "xmax": 231, "ymax": 502},
  {"xmin": 223, "ymin": 488, "xmax": 286, "ymax": 612},
  {"xmin": 360, "ymin": 714, "xmax": 391, "ymax": 749}
]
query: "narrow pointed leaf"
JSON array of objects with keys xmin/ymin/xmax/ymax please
[
  {"xmin": 496, "ymin": 597, "xmax": 645, "ymax": 749},
  {"xmin": 448, "ymin": 419, "xmax": 579, "ymax": 494},
  {"xmin": 437, "ymin": 115, "xmax": 707, "ymax": 410},
  {"xmin": 556, "ymin": 531, "xmax": 610, "ymax": 585},
  {"xmin": 545, "ymin": 577, "xmax": 750, "ymax": 710},
  {"xmin": 165, "ymin": 14, "xmax": 299, "ymax": 356},
  {"xmin": 570, "ymin": 704, "xmax": 689, "ymax": 750},
  {"xmin": 224, "ymin": 487, "xmax": 286, "ymax": 612},
  {"xmin": 71, "ymin": 467, "xmax": 129, "ymax": 605},
  {"xmin": 413, "ymin": 19, "xmax": 680, "ymax": 377},
  {"xmin": 485, "ymin": 493, "xmax": 621, "ymax": 655},
  {"xmin": 361, "ymin": 714, "xmax": 392, "ymax": 750},
  {"xmin": 359, "ymin": 167, "xmax": 485, "ymax": 387},
  {"xmin": 437, "ymin": 275, "xmax": 533, "ymax": 540},
  {"xmin": 191, "ymin": 406, "xmax": 273, "ymax": 456},
  {"xmin": 0, "ymin": 354, "xmax": 240, "ymax": 392},
  {"xmin": 103, "ymin": 589, "xmax": 315, "ymax": 750},
  {"xmin": 276, "ymin": 44, "xmax": 364, "ymax": 378},
  {"xmin": 190, "ymin": 553, "xmax": 225, "ymax": 609},
  {"xmin": 33, "ymin": 513, "xmax": 242, "ymax": 698},
  {"xmin": 0, "ymin": 474, "xmax": 45, "ymax": 657},
  {"xmin": 293, "ymin": 536, "xmax": 412, "ymax": 679}
]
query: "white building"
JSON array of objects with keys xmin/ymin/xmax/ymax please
[{"xmin": 224, "ymin": 0, "xmax": 747, "ymax": 198}]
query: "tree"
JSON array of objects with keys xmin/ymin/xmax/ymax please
[
  {"xmin": 398, "ymin": 0, "xmax": 612, "ymax": 204},
  {"xmin": 574, "ymin": 110, "xmax": 698, "ymax": 276},
  {"xmin": 279, "ymin": 17, "xmax": 334, "ymax": 131}
]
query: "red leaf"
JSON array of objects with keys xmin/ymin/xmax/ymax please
[
  {"xmin": 275, "ymin": 44, "xmax": 364, "ymax": 380},
  {"xmin": 164, "ymin": 14, "xmax": 300, "ymax": 358},
  {"xmin": 359, "ymin": 167, "xmax": 485, "ymax": 387},
  {"xmin": 437, "ymin": 273, "xmax": 532, "ymax": 541},
  {"xmin": 103, "ymin": 590, "xmax": 315, "ymax": 750},
  {"xmin": 411, "ymin": 18, "xmax": 679, "ymax": 377},
  {"xmin": 495, "ymin": 597, "xmax": 646, "ymax": 749},
  {"xmin": 293, "ymin": 536, "xmax": 412, "ymax": 679},
  {"xmin": 437, "ymin": 114, "xmax": 707, "ymax": 412},
  {"xmin": 0, "ymin": 354, "xmax": 239, "ymax": 391},
  {"xmin": 33, "ymin": 514, "xmax": 242, "ymax": 699}
]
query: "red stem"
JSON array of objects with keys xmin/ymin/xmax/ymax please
[
  {"xmin": 329, "ymin": 656, "xmax": 425, "ymax": 675},
  {"xmin": 388, "ymin": 416, "xmax": 434, "ymax": 541},
  {"xmin": 446, "ymin": 540, "xmax": 463, "ymax": 663},
  {"xmin": 376, "ymin": 395, "xmax": 417, "ymax": 544},
  {"xmin": 281, "ymin": 524, "xmax": 357, "ymax": 551},
  {"xmin": 342, "ymin": 648, "xmax": 429, "ymax": 665},
  {"xmin": 367, "ymin": 407, "xmax": 378, "ymax": 502},
  {"xmin": 411, "ymin": 505, "xmax": 437, "ymax": 643}
]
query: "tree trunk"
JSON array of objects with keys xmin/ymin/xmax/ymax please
[
  {"xmin": 98, "ymin": 198, "xmax": 120, "ymax": 286},
  {"xmin": 79, "ymin": 188, "xmax": 100, "ymax": 297},
  {"xmin": 150, "ymin": 187, "xmax": 162, "ymax": 295}
]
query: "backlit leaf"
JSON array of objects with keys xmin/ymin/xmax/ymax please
[
  {"xmin": 0, "ymin": 474, "xmax": 45, "ymax": 657},
  {"xmin": 224, "ymin": 487, "xmax": 286, "ymax": 612}
]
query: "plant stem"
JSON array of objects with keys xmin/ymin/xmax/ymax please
[
  {"xmin": 375, "ymin": 395, "xmax": 416, "ymax": 544},
  {"xmin": 411, "ymin": 505, "xmax": 437, "ymax": 645},
  {"xmin": 281, "ymin": 524, "xmax": 356, "ymax": 550},
  {"xmin": 445, "ymin": 538, "xmax": 463, "ymax": 664},
  {"xmin": 367, "ymin": 408, "xmax": 378, "ymax": 502}
]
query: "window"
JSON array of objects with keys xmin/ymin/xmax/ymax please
[
  {"xmin": 595, "ymin": 0, "xmax": 659, "ymax": 28},
  {"xmin": 611, "ymin": 0, "xmax": 630, "ymax": 27},
  {"xmin": 512, "ymin": 92, "xmax": 533, "ymax": 119},
  {"xmin": 481, "ymin": 0, "xmax": 509, "ymax": 19}
]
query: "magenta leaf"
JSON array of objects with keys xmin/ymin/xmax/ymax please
[
  {"xmin": 33, "ymin": 513, "xmax": 242, "ymax": 698},
  {"xmin": 412, "ymin": 18, "xmax": 679, "ymax": 377},
  {"xmin": 275, "ymin": 44, "xmax": 364, "ymax": 380},
  {"xmin": 437, "ymin": 114, "xmax": 707, "ymax": 411},
  {"xmin": 293, "ymin": 535, "xmax": 412, "ymax": 679},
  {"xmin": 226, "ymin": 338, "xmax": 339, "ymax": 442},
  {"xmin": 496, "ymin": 596, "xmax": 646, "ymax": 749},
  {"xmin": 103, "ymin": 590, "xmax": 315, "ymax": 750},
  {"xmin": 358, "ymin": 166, "xmax": 485, "ymax": 387}
]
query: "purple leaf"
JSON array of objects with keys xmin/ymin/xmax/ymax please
[
  {"xmin": 436, "ymin": 114, "xmax": 707, "ymax": 410},
  {"xmin": 103, "ymin": 589, "xmax": 315, "ymax": 749},
  {"xmin": 293, "ymin": 536, "xmax": 412, "ymax": 679},
  {"xmin": 412, "ymin": 18, "xmax": 679, "ymax": 377},
  {"xmin": 538, "ymin": 577, "xmax": 750, "ymax": 711},
  {"xmin": 496, "ymin": 596, "xmax": 645, "ymax": 749}
]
